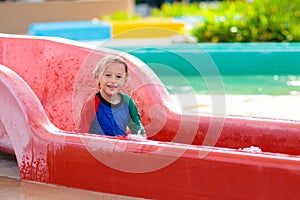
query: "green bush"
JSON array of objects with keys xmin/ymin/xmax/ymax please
[{"xmin": 151, "ymin": 0, "xmax": 300, "ymax": 42}]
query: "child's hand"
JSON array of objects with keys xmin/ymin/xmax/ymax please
[{"xmin": 126, "ymin": 133, "xmax": 147, "ymax": 140}]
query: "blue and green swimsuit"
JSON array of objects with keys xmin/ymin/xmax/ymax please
[{"xmin": 89, "ymin": 92, "xmax": 145, "ymax": 136}]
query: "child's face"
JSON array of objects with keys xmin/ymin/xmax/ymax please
[{"xmin": 98, "ymin": 62, "xmax": 127, "ymax": 98}]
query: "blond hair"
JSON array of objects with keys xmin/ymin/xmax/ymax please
[{"xmin": 93, "ymin": 55, "xmax": 129, "ymax": 84}]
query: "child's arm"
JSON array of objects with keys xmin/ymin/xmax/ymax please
[
  {"xmin": 125, "ymin": 95, "xmax": 146, "ymax": 137},
  {"xmin": 78, "ymin": 93, "xmax": 102, "ymax": 135},
  {"xmin": 78, "ymin": 95, "xmax": 96, "ymax": 133}
]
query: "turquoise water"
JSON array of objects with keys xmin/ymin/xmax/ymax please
[{"xmin": 160, "ymin": 75, "xmax": 300, "ymax": 95}]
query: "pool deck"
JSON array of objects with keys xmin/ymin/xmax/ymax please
[{"xmin": 180, "ymin": 94, "xmax": 300, "ymax": 120}]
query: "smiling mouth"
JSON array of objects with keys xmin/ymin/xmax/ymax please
[{"xmin": 107, "ymin": 85, "xmax": 117, "ymax": 89}]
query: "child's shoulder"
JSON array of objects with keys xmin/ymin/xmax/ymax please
[
  {"xmin": 121, "ymin": 93, "xmax": 134, "ymax": 104},
  {"xmin": 121, "ymin": 93, "xmax": 132, "ymax": 100}
]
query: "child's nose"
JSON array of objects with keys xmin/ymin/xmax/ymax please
[{"xmin": 111, "ymin": 75, "xmax": 117, "ymax": 82}]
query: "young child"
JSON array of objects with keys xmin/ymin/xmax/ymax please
[{"xmin": 86, "ymin": 55, "xmax": 146, "ymax": 139}]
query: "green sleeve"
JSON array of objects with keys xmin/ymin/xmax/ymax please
[{"xmin": 123, "ymin": 94, "xmax": 146, "ymax": 135}]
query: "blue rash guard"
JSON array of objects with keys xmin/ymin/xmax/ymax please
[{"xmin": 89, "ymin": 92, "xmax": 145, "ymax": 136}]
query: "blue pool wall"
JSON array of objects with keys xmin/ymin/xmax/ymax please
[
  {"xmin": 106, "ymin": 43, "xmax": 300, "ymax": 76},
  {"xmin": 28, "ymin": 20, "xmax": 112, "ymax": 41}
]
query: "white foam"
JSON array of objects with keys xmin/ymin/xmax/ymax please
[{"xmin": 239, "ymin": 146, "xmax": 262, "ymax": 153}]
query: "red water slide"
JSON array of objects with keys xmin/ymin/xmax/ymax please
[{"xmin": 0, "ymin": 34, "xmax": 300, "ymax": 199}]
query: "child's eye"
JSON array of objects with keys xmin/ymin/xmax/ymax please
[
  {"xmin": 117, "ymin": 75, "xmax": 122, "ymax": 79},
  {"xmin": 105, "ymin": 74, "xmax": 111, "ymax": 77}
]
